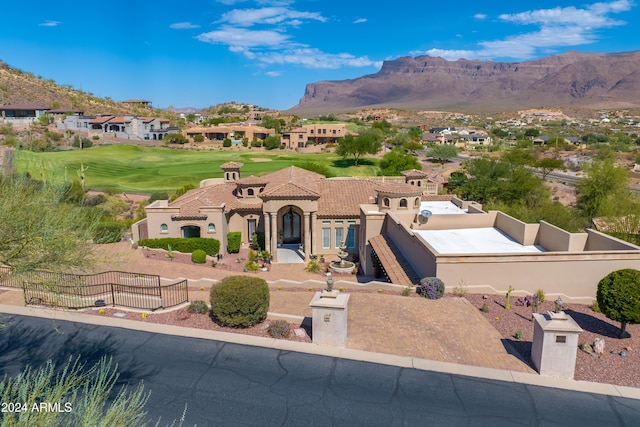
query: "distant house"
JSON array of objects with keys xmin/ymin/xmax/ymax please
[
  {"xmin": 121, "ymin": 99, "xmax": 152, "ymax": 107},
  {"xmin": 281, "ymin": 123, "xmax": 350, "ymax": 148},
  {"xmin": 58, "ymin": 114, "xmax": 178, "ymax": 140},
  {"xmin": 185, "ymin": 124, "xmax": 275, "ymax": 143},
  {"xmin": 0, "ymin": 104, "xmax": 50, "ymax": 126}
]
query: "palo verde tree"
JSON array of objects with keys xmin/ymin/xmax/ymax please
[
  {"xmin": 335, "ymin": 130, "xmax": 382, "ymax": 166},
  {"xmin": 0, "ymin": 174, "xmax": 100, "ymax": 274},
  {"xmin": 577, "ymin": 158, "xmax": 631, "ymax": 219},
  {"xmin": 597, "ymin": 269, "xmax": 640, "ymax": 338},
  {"xmin": 378, "ymin": 147, "xmax": 421, "ymax": 176},
  {"xmin": 427, "ymin": 144, "xmax": 458, "ymax": 164}
]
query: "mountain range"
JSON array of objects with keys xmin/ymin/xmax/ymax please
[{"xmin": 289, "ymin": 50, "xmax": 640, "ymax": 114}]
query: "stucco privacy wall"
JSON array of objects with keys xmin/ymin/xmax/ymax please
[
  {"xmin": 494, "ymin": 211, "xmax": 539, "ymax": 246},
  {"xmin": 383, "ymin": 212, "xmax": 640, "ymax": 303}
]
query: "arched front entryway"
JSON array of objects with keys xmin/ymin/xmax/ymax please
[
  {"xmin": 282, "ymin": 206, "xmax": 301, "ymax": 244},
  {"xmin": 182, "ymin": 225, "xmax": 201, "ymax": 238}
]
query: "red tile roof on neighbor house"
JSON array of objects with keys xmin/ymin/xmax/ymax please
[
  {"xmin": 401, "ymin": 169, "xmax": 428, "ymax": 178},
  {"xmin": 89, "ymin": 116, "xmax": 115, "ymax": 124},
  {"xmin": 220, "ymin": 162, "xmax": 244, "ymax": 170}
]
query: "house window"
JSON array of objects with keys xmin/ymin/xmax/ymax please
[
  {"xmin": 346, "ymin": 227, "xmax": 356, "ymax": 248},
  {"xmin": 160, "ymin": 223, "xmax": 168, "ymax": 233},
  {"xmin": 208, "ymin": 223, "xmax": 216, "ymax": 232},
  {"xmin": 556, "ymin": 335, "xmax": 567, "ymax": 344},
  {"xmin": 414, "ymin": 197, "xmax": 420, "ymax": 207},
  {"xmin": 248, "ymin": 219, "xmax": 256, "ymax": 241},
  {"xmin": 383, "ymin": 198, "xmax": 390, "ymax": 207},
  {"xmin": 335, "ymin": 220, "xmax": 343, "ymax": 225},
  {"xmin": 322, "ymin": 228, "xmax": 331, "ymax": 249},
  {"xmin": 400, "ymin": 198, "xmax": 407, "ymax": 208},
  {"xmin": 247, "ymin": 188, "xmax": 254, "ymax": 196},
  {"xmin": 335, "ymin": 228, "xmax": 344, "ymax": 248}
]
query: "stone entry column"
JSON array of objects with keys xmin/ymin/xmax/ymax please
[
  {"xmin": 270, "ymin": 212, "xmax": 278, "ymax": 262},
  {"xmin": 311, "ymin": 212, "xmax": 317, "ymax": 255},
  {"xmin": 264, "ymin": 213, "xmax": 271, "ymax": 256},
  {"xmin": 304, "ymin": 212, "xmax": 311, "ymax": 261}
]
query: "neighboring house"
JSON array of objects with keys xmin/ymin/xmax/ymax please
[
  {"xmin": 281, "ymin": 127, "xmax": 308, "ymax": 148},
  {"xmin": 302, "ymin": 123, "xmax": 348, "ymax": 144},
  {"xmin": 58, "ymin": 114, "xmax": 178, "ymax": 140},
  {"xmin": 0, "ymin": 104, "xmax": 50, "ymax": 126},
  {"xmin": 185, "ymin": 124, "xmax": 275, "ymax": 143},
  {"xmin": 133, "ymin": 162, "xmax": 640, "ymax": 303},
  {"xmin": 121, "ymin": 99, "xmax": 152, "ymax": 107}
]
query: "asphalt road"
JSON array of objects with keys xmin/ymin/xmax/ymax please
[{"xmin": 1, "ymin": 314, "xmax": 640, "ymax": 426}]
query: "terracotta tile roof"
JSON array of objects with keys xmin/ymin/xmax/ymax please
[
  {"xmin": 170, "ymin": 183, "xmax": 261, "ymax": 216},
  {"xmin": 401, "ymin": 169, "xmax": 428, "ymax": 178},
  {"xmin": 89, "ymin": 116, "xmax": 115, "ymax": 124},
  {"xmin": 369, "ymin": 234, "xmax": 420, "ymax": 286},
  {"xmin": 318, "ymin": 180, "xmax": 379, "ymax": 217},
  {"xmin": 259, "ymin": 166, "xmax": 325, "ymax": 193},
  {"xmin": 284, "ymin": 127, "xmax": 307, "ymax": 133},
  {"xmin": 260, "ymin": 182, "xmax": 320, "ymax": 199},
  {"xmin": 375, "ymin": 182, "xmax": 423, "ymax": 196},
  {"xmin": 220, "ymin": 162, "xmax": 244, "ymax": 169},
  {"xmin": 236, "ymin": 175, "xmax": 269, "ymax": 186},
  {"xmin": 421, "ymin": 194, "xmax": 454, "ymax": 201}
]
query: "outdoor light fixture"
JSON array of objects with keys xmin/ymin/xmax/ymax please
[
  {"xmin": 326, "ymin": 272, "xmax": 334, "ymax": 292},
  {"xmin": 554, "ymin": 296, "xmax": 564, "ymax": 313}
]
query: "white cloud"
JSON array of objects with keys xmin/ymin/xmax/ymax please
[
  {"xmin": 473, "ymin": 13, "xmax": 487, "ymax": 20},
  {"xmin": 422, "ymin": 0, "xmax": 633, "ymax": 61},
  {"xmin": 196, "ymin": 26, "xmax": 290, "ymax": 48},
  {"xmin": 196, "ymin": 3, "xmax": 378, "ymax": 71},
  {"xmin": 252, "ymin": 47, "xmax": 380, "ymax": 69},
  {"xmin": 170, "ymin": 22, "xmax": 200, "ymax": 30},
  {"xmin": 353, "ymin": 18, "xmax": 367, "ymax": 24},
  {"xmin": 265, "ymin": 71, "xmax": 282, "ymax": 77},
  {"xmin": 39, "ymin": 21, "xmax": 61, "ymax": 27},
  {"xmin": 219, "ymin": 7, "xmax": 325, "ymax": 27}
]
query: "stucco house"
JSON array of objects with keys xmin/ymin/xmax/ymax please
[
  {"xmin": 0, "ymin": 104, "xmax": 50, "ymax": 126},
  {"xmin": 132, "ymin": 162, "xmax": 640, "ymax": 302}
]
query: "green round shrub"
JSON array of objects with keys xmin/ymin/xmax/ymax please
[
  {"xmin": 597, "ymin": 269, "xmax": 640, "ymax": 337},
  {"xmin": 210, "ymin": 276, "xmax": 270, "ymax": 327},
  {"xmin": 191, "ymin": 249, "xmax": 207, "ymax": 264}
]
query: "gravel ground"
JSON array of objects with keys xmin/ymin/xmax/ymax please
[
  {"xmin": 85, "ymin": 288, "xmax": 639, "ymax": 388},
  {"xmin": 464, "ymin": 293, "xmax": 640, "ymax": 388},
  {"xmin": 87, "ymin": 302, "xmax": 312, "ymax": 343}
]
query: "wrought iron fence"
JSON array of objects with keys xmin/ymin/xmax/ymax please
[{"xmin": 1, "ymin": 270, "xmax": 187, "ymax": 311}]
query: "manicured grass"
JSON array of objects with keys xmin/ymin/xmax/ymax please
[{"xmin": 14, "ymin": 145, "xmax": 380, "ymax": 193}]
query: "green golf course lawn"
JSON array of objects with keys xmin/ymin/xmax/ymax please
[{"xmin": 14, "ymin": 145, "xmax": 380, "ymax": 193}]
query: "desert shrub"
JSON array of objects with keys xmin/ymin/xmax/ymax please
[
  {"xmin": 416, "ymin": 277, "xmax": 445, "ymax": 300},
  {"xmin": 244, "ymin": 261, "xmax": 259, "ymax": 271},
  {"xmin": 222, "ymin": 138, "xmax": 232, "ymax": 147},
  {"xmin": 402, "ymin": 286, "xmax": 412, "ymax": 297},
  {"xmin": 191, "ymin": 249, "xmax": 207, "ymax": 264},
  {"xmin": 536, "ymin": 289, "xmax": 546, "ymax": 303},
  {"xmin": 305, "ymin": 260, "xmax": 322, "ymax": 273},
  {"xmin": 481, "ymin": 303, "xmax": 490, "ymax": 313},
  {"xmin": 187, "ymin": 300, "xmax": 209, "ymax": 314},
  {"xmin": 193, "ymin": 134, "xmax": 205, "ymax": 143},
  {"xmin": 252, "ymin": 140, "xmax": 262, "ymax": 148},
  {"xmin": 267, "ymin": 320, "xmax": 291, "ymax": 338},
  {"xmin": 138, "ymin": 237, "xmax": 220, "ymax": 256},
  {"xmin": 591, "ymin": 299, "xmax": 601, "ymax": 313},
  {"xmin": 210, "ymin": 276, "xmax": 269, "ymax": 327},
  {"xmin": 227, "ymin": 231, "xmax": 241, "ymax": 253},
  {"xmin": 93, "ymin": 221, "xmax": 123, "ymax": 244}
]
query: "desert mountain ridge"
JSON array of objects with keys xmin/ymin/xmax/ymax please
[{"xmin": 289, "ymin": 50, "xmax": 640, "ymax": 115}]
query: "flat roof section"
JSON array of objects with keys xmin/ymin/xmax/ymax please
[
  {"xmin": 416, "ymin": 227, "xmax": 546, "ymax": 254},
  {"xmin": 420, "ymin": 201, "xmax": 466, "ymax": 215}
]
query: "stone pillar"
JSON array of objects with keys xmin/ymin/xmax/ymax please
[
  {"xmin": 264, "ymin": 213, "xmax": 271, "ymax": 256},
  {"xmin": 270, "ymin": 212, "xmax": 278, "ymax": 262},
  {"xmin": 311, "ymin": 212, "xmax": 317, "ymax": 256},
  {"xmin": 531, "ymin": 311, "xmax": 583, "ymax": 379},
  {"xmin": 309, "ymin": 291, "xmax": 350, "ymax": 347},
  {"xmin": 303, "ymin": 212, "xmax": 311, "ymax": 261}
]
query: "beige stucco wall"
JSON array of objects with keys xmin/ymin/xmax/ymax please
[
  {"xmin": 494, "ymin": 211, "xmax": 539, "ymax": 246},
  {"xmin": 435, "ymin": 254, "xmax": 640, "ymax": 303},
  {"xmin": 585, "ymin": 229, "xmax": 639, "ymax": 251},
  {"xmin": 536, "ymin": 221, "xmax": 588, "ymax": 252}
]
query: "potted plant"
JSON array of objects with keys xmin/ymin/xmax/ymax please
[
  {"xmin": 319, "ymin": 254, "xmax": 325, "ymax": 264},
  {"xmin": 277, "ymin": 230, "xmax": 283, "ymax": 246}
]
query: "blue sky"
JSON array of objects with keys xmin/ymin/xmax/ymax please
[{"xmin": 0, "ymin": 0, "xmax": 637, "ymax": 110}]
